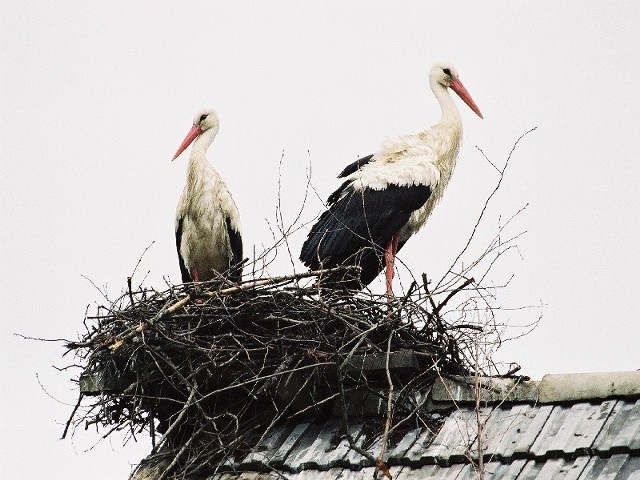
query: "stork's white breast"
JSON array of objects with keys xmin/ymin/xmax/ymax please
[
  {"xmin": 176, "ymin": 165, "xmax": 240, "ymax": 278},
  {"xmin": 351, "ymin": 123, "xmax": 462, "ymax": 240}
]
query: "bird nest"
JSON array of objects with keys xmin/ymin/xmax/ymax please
[{"xmin": 64, "ymin": 266, "xmax": 506, "ymax": 479}]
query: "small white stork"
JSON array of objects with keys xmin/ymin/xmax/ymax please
[
  {"xmin": 299, "ymin": 62, "xmax": 482, "ymax": 299},
  {"xmin": 173, "ymin": 109, "xmax": 243, "ymax": 284}
]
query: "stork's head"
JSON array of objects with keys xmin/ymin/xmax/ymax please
[
  {"xmin": 430, "ymin": 62, "xmax": 483, "ymax": 119},
  {"xmin": 430, "ymin": 62, "xmax": 460, "ymax": 88},
  {"xmin": 193, "ymin": 109, "xmax": 220, "ymax": 133},
  {"xmin": 172, "ymin": 109, "xmax": 220, "ymax": 161}
]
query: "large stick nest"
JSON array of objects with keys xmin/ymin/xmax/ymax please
[{"xmin": 64, "ymin": 267, "xmax": 494, "ymax": 479}]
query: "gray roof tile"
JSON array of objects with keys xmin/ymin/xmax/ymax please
[
  {"xmin": 593, "ymin": 398, "xmax": 640, "ymax": 453},
  {"xmin": 269, "ymin": 421, "xmax": 314, "ymax": 467},
  {"xmin": 417, "ymin": 407, "xmax": 478, "ymax": 465},
  {"xmin": 530, "ymin": 401, "xmax": 616, "ymax": 458},
  {"xmin": 515, "ymin": 457, "xmax": 584, "ymax": 480},
  {"xmin": 579, "ymin": 454, "xmax": 640, "ymax": 479},
  {"xmin": 340, "ymin": 427, "xmax": 374, "ymax": 469},
  {"xmin": 403, "ymin": 424, "xmax": 438, "ymax": 465},
  {"xmin": 241, "ymin": 424, "xmax": 294, "ymax": 468},
  {"xmin": 323, "ymin": 423, "xmax": 365, "ymax": 469},
  {"xmin": 480, "ymin": 459, "xmax": 528, "ymax": 480},
  {"xmin": 210, "ymin": 456, "xmax": 640, "ymax": 479},
  {"xmin": 285, "ymin": 420, "xmax": 339, "ymax": 471},
  {"xmin": 399, "ymin": 463, "xmax": 465, "ymax": 479},
  {"xmin": 509, "ymin": 404, "xmax": 554, "ymax": 458},
  {"xmin": 204, "ymin": 372, "xmax": 640, "ymax": 479},
  {"xmin": 386, "ymin": 427, "xmax": 421, "ymax": 462},
  {"xmin": 481, "ymin": 403, "xmax": 536, "ymax": 460}
]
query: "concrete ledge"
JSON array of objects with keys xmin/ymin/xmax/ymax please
[
  {"xmin": 79, "ymin": 371, "xmax": 134, "ymax": 395},
  {"xmin": 538, "ymin": 371, "xmax": 640, "ymax": 403},
  {"xmin": 431, "ymin": 376, "xmax": 538, "ymax": 404},
  {"xmin": 430, "ymin": 371, "xmax": 640, "ymax": 405}
]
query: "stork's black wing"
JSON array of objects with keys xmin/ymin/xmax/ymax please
[
  {"xmin": 226, "ymin": 217, "xmax": 243, "ymax": 283},
  {"xmin": 300, "ymin": 183, "xmax": 431, "ymax": 289},
  {"xmin": 337, "ymin": 154, "xmax": 374, "ymax": 178},
  {"xmin": 175, "ymin": 217, "xmax": 192, "ymax": 283},
  {"xmin": 327, "ymin": 154, "xmax": 375, "ymax": 205}
]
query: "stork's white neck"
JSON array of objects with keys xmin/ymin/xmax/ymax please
[
  {"xmin": 431, "ymin": 82, "xmax": 461, "ymax": 126},
  {"xmin": 185, "ymin": 128, "xmax": 219, "ymax": 188},
  {"xmin": 189, "ymin": 127, "xmax": 218, "ymax": 159}
]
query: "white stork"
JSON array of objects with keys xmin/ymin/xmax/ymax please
[
  {"xmin": 172, "ymin": 109, "xmax": 243, "ymax": 284},
  {"xmin": 299, "ymin": 62, "xmax": 482, "ymax": 299}
]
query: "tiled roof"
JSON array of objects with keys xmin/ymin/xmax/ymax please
[{"xmin": 206, "ymin": 372, "xmax": 640, "ymax": 479}]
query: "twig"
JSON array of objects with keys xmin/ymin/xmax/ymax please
[
  {"xmin": 152, "ymin": 383, "xmax": 198, "ymax": 454},
  {"xmin": 61, "ymin": 393, "xmax": 83, "ymax": 439},
  {"xmin": 336, "ymin": 363, "xmax": 379, "ymax": 466},
  {"xmin": 110, "ymin": 294, "xmax": 192, "ymax": 351},
  {"xmin": 376, "ymin": 332, "xmax": 395, "ymax": 480},
  {"xmin": 127, "ymin": 276, "xmax": 135, "ymax": 307},
  {"xmin": 433, "ymin": 277, "xmax": 475, "ymax": 317},
  {"xmin": 437, "ymin": 127, "xmax": 537, "ymax": 292}
]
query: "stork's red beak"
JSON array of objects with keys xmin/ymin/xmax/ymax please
[
  {"xmin": 450, "ymin": 78, "xmax": 483, "ymax": 119},
  {"xmin": 172, "ymin": 125, "xmax": 203, "ymax": 160}
]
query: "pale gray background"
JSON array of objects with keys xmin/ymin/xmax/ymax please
[{"xmin": 2, "ymin": 2, "xmax": 639, "ymax": 478}]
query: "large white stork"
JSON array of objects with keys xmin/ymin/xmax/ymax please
[
  {"xmin": 300, "ymin": 62, "xmax": 482, "ymax": 299},
  {"xmin": 173, "ymin": 109, "xmax": 243, "ymax": 284}
]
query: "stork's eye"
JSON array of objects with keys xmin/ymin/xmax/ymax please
[
  {"xmin": 199, "ymin": 114, "xmax": 208, "ymax": 122},
  {"xmin": 443, "ymin": 68, "xmax": 451, "ymax": 76}
]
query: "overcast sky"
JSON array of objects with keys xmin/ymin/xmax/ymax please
[{"xmin": 2, "ymin": 2, "xmax": 640, "ymax": 479}]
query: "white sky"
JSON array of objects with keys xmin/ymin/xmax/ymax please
[{"xmin": 2, "ymin": 2, "xmax": 640, "ymax": 478}]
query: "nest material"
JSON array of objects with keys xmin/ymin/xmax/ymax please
[{"xmin": 66, "ymin": 268, "xmax": 482, "ymax": 479}]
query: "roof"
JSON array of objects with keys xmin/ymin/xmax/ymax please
[{"xmin": 205, "ymin": 371, "xmax": 640, "ymax": 479}]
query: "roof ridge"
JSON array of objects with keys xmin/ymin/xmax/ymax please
[{"xmin": 430, "ymin": 370, "xmax": 640, "ymax": 405}]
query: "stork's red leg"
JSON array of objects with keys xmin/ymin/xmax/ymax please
[
  {"xmin": 384, "ymin": 234, "xmax": 400, "ymax": 304},
  {"xmin": 191, "ymin": 268, "xmax": 203, "ymax": 304}
]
